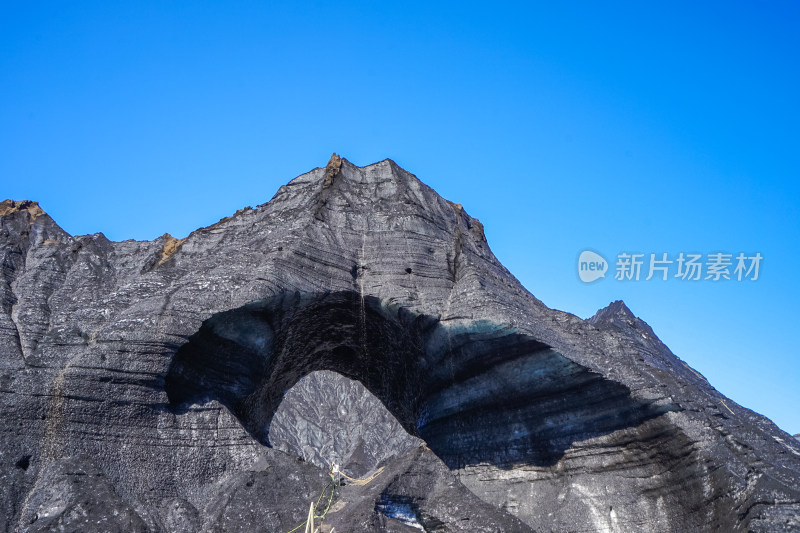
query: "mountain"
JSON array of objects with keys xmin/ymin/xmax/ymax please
[{"xmin": 1, "ymin": 156, "xmax": 799, "ymax": 532}]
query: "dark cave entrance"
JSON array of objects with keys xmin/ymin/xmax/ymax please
[
  {"xmin": 165, "ymin": 291, "xmax": 675, "ymax": 469},
  {"xmin": 165, "ymin": 291, "xmax": 434, "ymax": 444}
]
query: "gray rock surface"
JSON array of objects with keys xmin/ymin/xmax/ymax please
[
  {"xmin": 269, "ymin": 370, "xmax": 423, "ymax": 477},
  {"xmin": 1, "ymin": 157, "xmax": 799, "ymax": 532}
]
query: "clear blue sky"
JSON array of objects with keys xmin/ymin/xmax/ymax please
[{"xmin": 2, "ymin": 2, "xmax": 798, "ymax": 434}]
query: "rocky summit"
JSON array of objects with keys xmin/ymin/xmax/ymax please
[{"xmin": 1, "ymin": 156, "xmax": 799, "ymax": 532}]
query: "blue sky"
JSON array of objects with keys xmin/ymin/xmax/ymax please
[{"xmin": 2, "ymin": 1, "xmax": 798, "ymax": 434}]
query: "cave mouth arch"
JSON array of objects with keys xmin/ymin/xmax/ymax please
[{"xmin": 165, "ymin": 290, "xmax": 675, "ymax": 468}]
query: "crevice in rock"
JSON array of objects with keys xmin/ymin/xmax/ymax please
[{"xmin": 7, "ymin": 288, "xmax": 27, "ymax": 364}]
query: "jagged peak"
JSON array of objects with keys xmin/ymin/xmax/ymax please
[
  {"xmin": 588, "ymin": 300, "xmax": 636, "ymax": 326},
  {"xmin": 283, "ymin": 155, "xmax": 426, "ymax": 194},
  {"xmin": 587, "ymin": 300, "xmax": 665, "ymax": 350},
  {"xmin": 323, "ymin": 152, "xmax": 343, "ymax": 188},
  {"xmin": 281, "ymin": 155, "xmax": 490, "ymax": 244},
  {"xmin": 0, "ymin": 199, "xmax": 46, "ymax": 220}
]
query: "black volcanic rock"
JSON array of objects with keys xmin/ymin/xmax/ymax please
[{"xmin": 1, "ymin": 157, "xmax": 799, "ymax": 532}]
